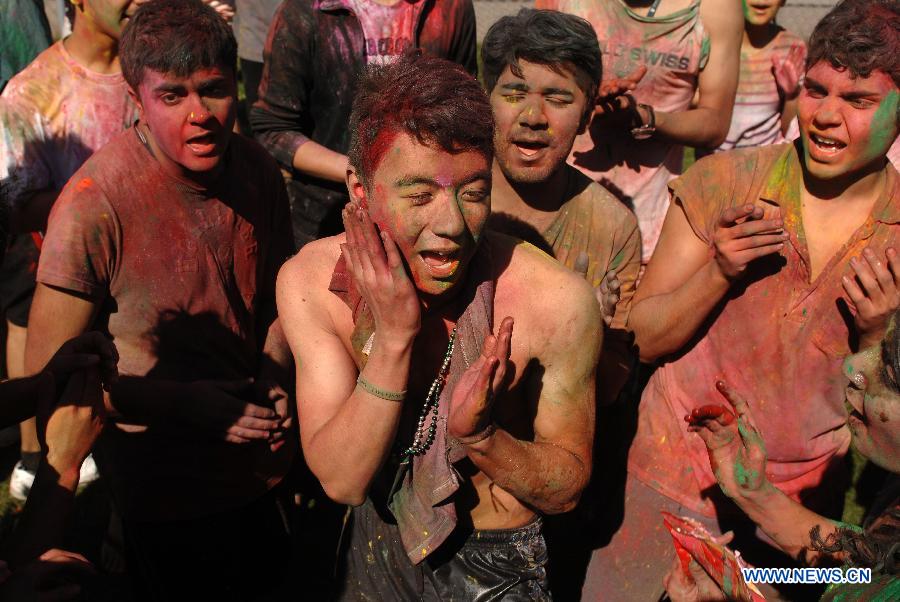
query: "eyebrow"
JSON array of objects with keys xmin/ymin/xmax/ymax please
[
  {"xmin": 394, "ymin": 170, "xmax": 491, "ymax": 188},
  {"xmin": 500, "ymin": 82, "xmax": 529, "ymax": 93},
  {"xmin": 153, "ymin": 82, "xmax": 185, "ymax": 94},
  {"xmin": 804, "ymin": 77, "xmax": 882, "ymax": 99}
]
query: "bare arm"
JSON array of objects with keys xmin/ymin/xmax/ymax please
[
  {"xmin": 291, "ymin": 141, "xmax": 348, "ymax": 184},
  {"xmin": 629, "ymin": 200, "xmax": 786, "ymax": 362},
  {"xmin": 687, "ymin": 383, "xmax": 848, "ymax": 566},
  {"xmin": 453, "ymin": 270, "xmax": 602, "ymax": 514},
  {"xmin": 278, "ymin": 205, "xmax": 421, "ymax": 505},
  {"xmin": 649, "ymin": 0, "xmax": 743, "ymax": 148}
]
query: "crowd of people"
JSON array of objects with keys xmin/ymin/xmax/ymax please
[{"xmin": 0, "ymin": 0, "xmax": 897, "ymax": 600}]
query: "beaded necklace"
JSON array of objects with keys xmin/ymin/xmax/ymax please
[{"xmin": 400, "ymin": 326, "xmax": 457, "ymax": 462}]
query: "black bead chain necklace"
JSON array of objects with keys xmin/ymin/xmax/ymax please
[{"xmin": 400, "ymin": 326, "xmax": 457, "ymax": 462}]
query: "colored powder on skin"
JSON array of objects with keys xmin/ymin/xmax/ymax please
[{"xmin": 867, "ymin": 90, "xmax": 900, "ymax": 154}]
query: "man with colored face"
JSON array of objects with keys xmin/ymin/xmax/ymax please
[
  {"xmin": 277, "ymin": 54, "xmax": 602, "ymax": 600},
  {"xmin": 483, "ymin": 9, "xmax": 641, "ymax": 407},
  {"xmin": 584, "ymin": 1, "xmax": 900, "ymax": 599},
  {"xmin": 535, "ymin": 0, "xmax": 743, "ymax": 265},
  {"xmin": 24, "ymin": 1, "xmax": 295, "ymax": 599},
  {"xmin": 250, "ymin": 0, "xmax": 477, "ymax": 249},
  {"xmin": 0, "ymin": 0, "xmax": 141, "ymax": 501}
]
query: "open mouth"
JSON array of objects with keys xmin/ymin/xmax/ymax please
[
  {"xmin": 809, "ymin": 132, "xmax": 847, "ymax": 155},
  {"xmin": 420, "ymin": 250, "xmax": 461, "ymax": 279},
  {"xmin": 186, "ymin": 132, "xmax": 218, "ymax": 155},
  {"xmin": 512, "ymin": 139, "xmax": 549, "ymax": 159}
]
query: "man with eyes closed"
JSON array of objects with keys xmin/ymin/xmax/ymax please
[
  {"xmin": 583, "ymin": 1, "xmax": 900, "ymax": 599},
  {"xmin": 276, "ymin": 53, "xmax": 601, "ymax": 600},
  {"xmin": 483, "ymin": 9, "xmax": 641, "ymax": 407}
]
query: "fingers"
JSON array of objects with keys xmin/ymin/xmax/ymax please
[
  {"xmin": 684, "ymin": 404, "xmax": 735, "ymax": 427},
  {"xmin": 574, "ymin": 251, "xmax": 590, "ymax": 277},
  {"xmin": 381, "ymin": 230, "xmax": 407, "ymax": 279},
  {"xmin": 713, "ymin": 530, "xmax": 735, "ymax": 546},
  {"xmin": 719, "ymin": 203, "xmax": 762, "ymax": 226},
  {"xmin": 491, "ymin": 317, "xmax": 514, "ymax": 391}
]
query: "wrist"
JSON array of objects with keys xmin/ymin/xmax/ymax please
[
  {"xmin": 42, "ymin": 453, "xmax": 82, "ymax": 491},
  {"xmin": 455, "ymin": 423, "xmax": 497, "ymax": 451},
  {"xmin": 708, "ymin": 256, "xmax": 737, "ymax": 286}
]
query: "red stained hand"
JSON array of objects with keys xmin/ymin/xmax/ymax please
[
  {"xmin": 663, "ymin": 540, "xmax": 730, "ymax": 602},
  {"xmin": 341, "ymin": 203, "xmax": 421, "ymax": 341},
  {"xmin": 686, "ymin": 381, "xmax": 768, "ymax": 500},
  {"xmin": 772, "ymin": 43, "xmax": 805, "ymax": 99},
  {"xmin": 842, "ymin": 247, "xmax": 900, "ymax": 349},
  {"xmin": 592, "ymin": 65, "xmax": 647, "ymax": 124},
  {"xmin": 713, "ymin": 204, "xmax": 787, "ymax": 281},
  {"xmin": 448, "ymin": 317, "xmax": 514, "ymax": 440}
]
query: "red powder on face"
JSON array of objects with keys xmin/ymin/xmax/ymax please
[
  {"xmin": 362, "ymin": 126, "xmax": 399, "ymax": 179},
  {"xmin": 75, "ymin": 177, "xmax": 93, "ymax": 192}
]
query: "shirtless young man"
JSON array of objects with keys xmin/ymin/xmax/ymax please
[
  {"xmin": 585, "ymin": 0, "xmax": 900, "ymax": 599},
  {"xmin": 277, "ymin": 54, "xmax": 602, "ymax": 599},
  {"xmin": 483, "ymin": 8, "xmax": 641, "ymax": 405}
]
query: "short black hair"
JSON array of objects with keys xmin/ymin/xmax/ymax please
[
  {"xmin": 120, "ymin": 0, "xmax": 237, "ymax": 92},
  {"xmin": 481, "ymin": 8, "xmax": 601, "ymax": 125},
  {"xmin": 348, "ymin": 53, "xmax": 494, "ymax": 188},
  {"xmin": 807, "ymin": 0, "xmax": 900, "ymax": 88}
]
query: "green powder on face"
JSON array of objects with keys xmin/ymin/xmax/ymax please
[{"xmin": 867, "ymin": 90, "xmax": 900, "ymax": 155}]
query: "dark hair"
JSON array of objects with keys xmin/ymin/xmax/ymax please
[
  {"xmin": 807, "ymin": 0, "xmax": 900, "ymax": 88},
  {"xmin": 347, "ymin": 53, "xmax": 494, "ymax": 187},
  {"xmin": 810, "ymin": 508, "xmax": 900, "ymax": 576},
  {"xmin": 481, "ymin": 8, "xmax": 602, "ymax": 126},
  {"xmin": 120, "ymin": 0, "xmax": 237, "ymax": 92}
]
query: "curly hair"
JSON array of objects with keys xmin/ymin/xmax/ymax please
[
  {"xmin": 806, "ymin": 0, "xmax": 900, "ymax": 87},
  {"xmin": 347, "ymin": 53, "xmax": 494, "ymax": 188},
  {"xmin": 481, "ymin": 8, "xmax": 602, "ymax": 128},
  {"xmin": 120, "ymin": 0, "xmax": 237, "ymax": 92}
]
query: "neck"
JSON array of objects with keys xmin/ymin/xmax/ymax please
[
  {"xmin": 64, "ymin": 15, "xmax": 119, "ymax": 75},
  {"xmin": 802, "ymin": 159, "xmax": 889, "ymax": 204},
  {"xmin": 743, "ymin": 22, "xmax": 779, "ymax": 50},
  {"xmin": 491, "ymin": 160, "xmax": 569, "ymax": 214}
]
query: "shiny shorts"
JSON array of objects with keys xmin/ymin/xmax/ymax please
[{"xmin": 338, "ymin": 499, "xmax": 551, "ymax": 601}]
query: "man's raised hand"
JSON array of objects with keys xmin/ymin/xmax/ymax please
[
  {"xmin": 593, "ymin": 65, "xmax": 647, "ymax": 118},
  {"xmin": 341, "ymin": 203, "xmax": 421, "ymax": 340},
  {"xmin": 685, "ymin": 381, "xmax": 767, "ymax": 501},
  {"xmin": 448, "ymin": 317, "xmax": 514, "ymax": 441},
  {"xmin": 574, "ymin": 251, "xmax": 619, "ymax": 326},
  {"xmin": 713, "ymin": 204, "xmax": 786, "ymax": 281},
  {"xmin": 842, "ymin": 247, "xmax": 900, "ymax": 349}
]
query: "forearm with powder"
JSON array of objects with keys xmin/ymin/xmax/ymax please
[
  {"xmin": 304, "ymin": 334, "xmax": 415, "ymax": 505},
  {"xmin": 724, "ymin": 481, "xmax": 848, "ymax": 566},
  {"xmin": 464, "ymin": 430, "xmax": 589, "ymax": 515},
  {"xmin": 630, "ymin": 259, "xmax": 732, "ymax": 362}
]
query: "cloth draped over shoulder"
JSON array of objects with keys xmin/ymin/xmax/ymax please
[{"xmin": 328, "ymin": 243, "xmax": 495, "ymax": 564}]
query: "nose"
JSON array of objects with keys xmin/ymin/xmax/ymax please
[
  {"xmin": 518, "ymin": 96, "xmax": 549, "ymax": 130},
  {"xmin": 431, "ymin": 191, "xmax": 467, "ymax": 240},
  {"xmin": 187, "ymin": 96, "xmax": 213, "ymax": 125},
  {"xmin": 811, "ymin": 96, "xmax": 842, "ymax": 129}
]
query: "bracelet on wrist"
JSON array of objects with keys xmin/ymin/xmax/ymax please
[
  {"xmin": 454, "ymin": 423, "xmax": 496, "ymax": 446},
  {"xmin": 356, "ymin": 375, "xmax": 406, "ymax": 402}
]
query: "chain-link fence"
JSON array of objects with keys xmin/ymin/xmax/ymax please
[{"xmin": 473, "ymin": 0, "xmax": 840, "ymax": 42}]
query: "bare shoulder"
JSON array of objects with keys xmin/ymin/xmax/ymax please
[
  {"xmin": 490, "ymin": 232, "xmax": 601, "ymax": 336},
  {"xmin": 276, "ymin": 234, "xmax": 346, "ymax": 325}
]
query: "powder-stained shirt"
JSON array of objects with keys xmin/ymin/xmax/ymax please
[
  {"xmin": 717, "ymin": 30, "xmax": 805, "ymax": 152},
  {"xmin": 536, "ymin": 0, "xmax": 709, "ymax": 263},
  {"xmin": 250, "ymin": 0, "xmax": 477, "ymax": 246},
  {"xmin": 234, "ymin": 0, "xmax": 281, "ymax": 63},
  {"xmin": 0, "ymin": 0, "xmax": 51, "ymax": 91},
  {"xmin": 38, "ymin": 128, "xmax": 295, "ymax": 521},
  {"xmin": 0, "ymin": 41, "xmax": 136, "ymax": 212},
  {"xmin": 628, "ymin": 142, "xmax": 900, "ymax": 518}
]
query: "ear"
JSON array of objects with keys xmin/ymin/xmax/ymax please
[
  {"xmin": 346, "ymin": 166, "xmax": 368, "ymax": 209},
  {"xmin": 127, "ymin": 86, "xmax": 145, "ymax": 121}
]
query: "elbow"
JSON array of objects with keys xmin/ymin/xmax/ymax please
[
  {"xmin": 320, "ymin": 479, "xmax": 368, "ymax": 507},
  {"xmin": 539, "ymin": 488, "xmax": 583, "ymax": 515},
  {"xmin": 703, "ymin": 118, "xmax": 731, "ymax": 149}
]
